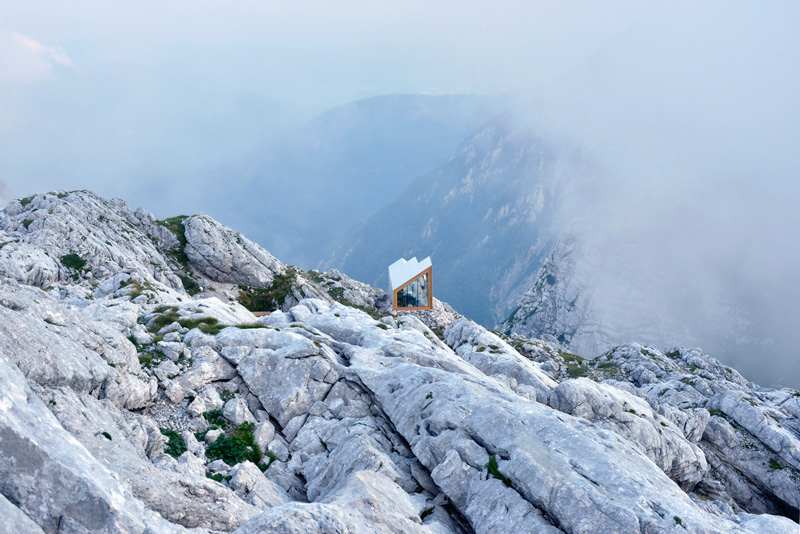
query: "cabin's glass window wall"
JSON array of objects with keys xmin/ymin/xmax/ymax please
[{"xmin": 396, "ymin": 273, "xmax": 429, "ymax": 309}]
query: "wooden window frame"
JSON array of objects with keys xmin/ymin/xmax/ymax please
[{"xmin": 392, "ymin": 266, "xmax": 433, "ymax": 311}]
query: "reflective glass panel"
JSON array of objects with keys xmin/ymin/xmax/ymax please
[{"xmin": 396, "ymin": 272, "xmax": 429, "ymax": 309}]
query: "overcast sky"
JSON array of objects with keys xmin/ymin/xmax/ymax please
[{"xmin": 1, "ymin": 1, "xmax": 659, "ymax": 105}]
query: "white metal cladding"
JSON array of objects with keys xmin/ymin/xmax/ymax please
[{"xmin": 388, "ymin": 256, "xmax": 432, "ymax": 291}]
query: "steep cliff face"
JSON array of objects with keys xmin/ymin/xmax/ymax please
[
  {"xmin": 0, "ymin": 191, "xmax": 797, "ymax": 534},
  {"xmin": 326, "ymin": 113, "xmax": 590, "ymax": 326},
  {"xmin": 499, "ymin": 224, "xmax": 794, "ymax": 389}
]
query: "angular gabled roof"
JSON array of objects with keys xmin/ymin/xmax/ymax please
[{"xmin": 388, "ymin": 256, "xmax": 432, "ymax": 291}]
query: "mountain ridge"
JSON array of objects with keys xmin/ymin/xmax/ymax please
[
  {"xmin": 325, "ymin": 112, "xmax": 591, "ymax": 326},
  {"xmin": 0, "ymin": 190, "xmax": 797, "ymax": 533}
]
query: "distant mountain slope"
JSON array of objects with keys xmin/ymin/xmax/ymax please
[
  {"xmin": 212, "ymin": 93, "xmax": 505, "ymax": 267},
  {"xmin": 325, "ymin": 112, "xmax": 591, "ymax": 326},
  {"xmin": 500, "ymin": 222, "xmax": 800, "ymax": 389}
]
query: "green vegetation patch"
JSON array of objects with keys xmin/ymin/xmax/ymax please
[
  {"xmin": 156, "ymin": 216, "xmax": 198, "ymax": 290},
  {"xmin": 769, "ymin": 458, "xmax": 788, "ymax": 471},
  {"xmin": 138, "ymin": 351, "xmax": 165, "ymax": 369},
  {"xmin": 486, "ymin": 454, "xmax": 512, "ymax": 487},
  {"xmin": 161, "ymin": 428, "xmax": 187, "ymax": 458},
  {"xmin": 430, "ymin": 327, "xmax": 445, "ymax": 341},
  {"xmin": 128, "ymin": 281, "xmax": 157, "ymax": 299},
  {"xmin": 307, "ymin": 270, "xmax": 325, "ymax": 284},
  {"xmin": 206, "ymin": 422, "xmax": 262, "ymax": 466},
  {"xmin": 178, "ymin": 274, "xmax": 200, "ymax": 296},
  {"xmin": 60, "ymin": 252, "xmax": 87, "ymax": 271},
  {"xmin": 149, "ymin": 310, "xmax": 222, "ymax": 334},
  {"xmin": 238, "ymin": 267, "xmax": 298, "ymax": 312},
  {"xmin": 328, "ymin": 286, "xmax": 345, "ymax": 300},
  {"xmin": 157, "ymin": 215, "xmax": 189, "ymax": 250},
  {"xmin": 204, "ymin": 409, "xmax": 227, "ymax": 429}
]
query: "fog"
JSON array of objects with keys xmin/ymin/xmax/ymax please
[
  {"xmin": 515, "ymin": 3, "xmax": 800, "ymax": 387},
  {"xmin": 1, "ymin": 2, "xmax": 798, "ymax": 385}
]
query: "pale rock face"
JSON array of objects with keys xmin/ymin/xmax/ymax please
[
  {"xmin": 228, "ymin": 461, "xmax": 291, "ymax": 509},
  {"xmin": 0, "ymin": 493, "xmax": 45, "ymax": 534},
  {"xmin": 549, "ymin": 378, "xmax": 709, "ymax": 490},
  {"xmin": 183, "ymin": 213, "xmax": 285, "ymax": 288},
  {"xmin": 165, "ymin": 381, "xmax": 185, "ymax": 404},
  {"xmin": 253, "ymin": 421, "xmax": 275, "ymax": 452},
  {"xmin": 198, "ymin": 385, "xmax": 224, "ymax": 411},
  {"xmin": 234, "ymin": 471, "xmax": 458, "ymax": 534},
  {"xmin": 44, "ymin": 387, "xmax": 259, "ymax": 531},
  {"xmin": 0, "ymin": 190, "xmax": 287, "ymax": 295},
  {"xmin": 174, "ymin": 346, "xmax": 237, "ymax": 392},
  {"xmin": 445, "ymin": 318, "xmax": 556, "ymax": 403},
  {"xmin": 0, "ymin": 190, "xmax": 797, "ymax": 534},
  {"xmin": 223, "ymin": 398, "xmax": 256, "ymax": 426},
  {"xmin": 0, "ymin": 353, "xmax": 200, "ymax": 534},
  {"xmin": 188, "ymin": 395, "xmax": 207, "ymax": 417}
]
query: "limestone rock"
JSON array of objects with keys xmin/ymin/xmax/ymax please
[
  {"xmin": 223, "ymin": 398, "xmax": 256, "ymax": 426},
  {"xmin": 183, "ymin": 213, "xmax": 285, "ymax": 288},
  {"xmin": 0, "ymin": 493, "xmax": 45, "ymax": 534},
  {"xmin": 228, "ymin": 461, "xmax": 291, "ymax": 509},
  {"xmin": 174, "ymin": 346, "xmax": 237, "ymax": 392},
  {"xmin": 549, "ymin": 378, "xmax": 708, "ymax": 489},
  {"xmin": 234, "ymin": 471, "xmax": 458, "ymax": 534}
]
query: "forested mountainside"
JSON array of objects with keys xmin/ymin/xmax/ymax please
[{"xmin": 0, "ymin": 190, "xmax": 797, "ymax": 533}]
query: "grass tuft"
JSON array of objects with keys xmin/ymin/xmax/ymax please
[{"xmin": 486, "ymin": 454, "xmax": 512, "ymax": 487}]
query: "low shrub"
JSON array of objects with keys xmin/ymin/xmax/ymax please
[
  {"xmin": 60, "ymin": 252, "xmax": 87, "ymax": 271},
  {"xmin": 161, "ymin": 428, "xmax": 187, "ymax": 458},
  {"xmin": 205, "ymin": 422, "xmax": 262, "ymax": 466}
]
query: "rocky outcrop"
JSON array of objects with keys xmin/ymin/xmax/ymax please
[
  {"xmin": 534, "ymin": 343, "xmax": 800, "ymax": 520},
  {"xmin": 549, "ymin": 377, "xmax": 708, "ymax": 490},
  {"xmin": 0, "ymin": 191, "xmax": 797, "ymax": 534},
  {"xmin": 0, "ymin": 190, "xmax": 286, "ymax": 296},
  {"xmin": 0, "ymin": 352, "xmax": 201, "ymax": 534},
  {"xmin": 183, "ymin": 213, "xmax": 284, "ymax": 288}
]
